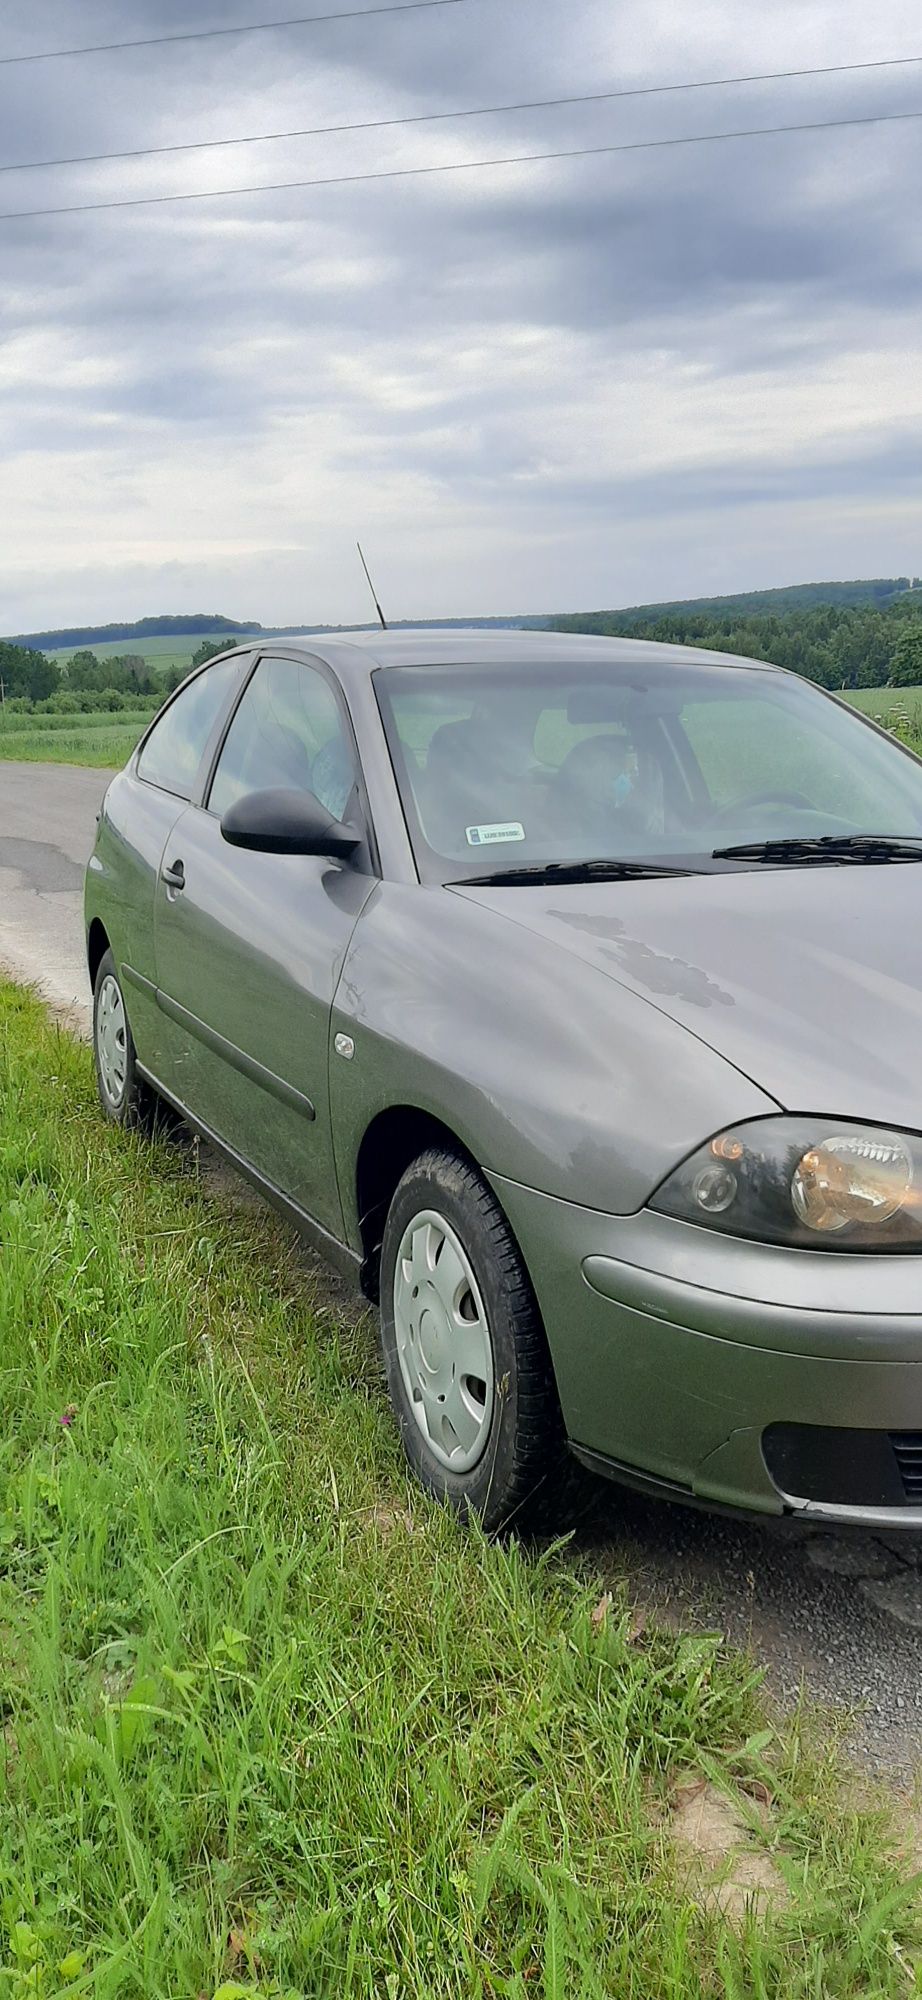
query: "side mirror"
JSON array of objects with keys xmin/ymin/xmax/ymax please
[{"xmin": 220, "ymin": 787, "xmax": 362, "ymax": 859}]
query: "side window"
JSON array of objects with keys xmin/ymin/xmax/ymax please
[
  {"xmin": 208, "ymin": 655, "xmax": 358, "ymax": 822},
  {"xmin": 137, "ymin": 659, "xmax": 240, "ymax": 800}
]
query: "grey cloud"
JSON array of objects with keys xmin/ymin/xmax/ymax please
[{"xmin": 3, "ymin": 0, "xmax": 922, "ymax": 625}]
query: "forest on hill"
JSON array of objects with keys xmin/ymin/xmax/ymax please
[
  {"xmin": 568, "ymin": 577, "xmax": 915, "ymax": 628},
  {"xmin": 9, "ymin": 613, "xmax": 550, "ymax": 653},
  {"xmin": 11, "ymin": 613, "xmax": 259, "ymax": 652},
  {"xmin": 553, "ymin": 585, "xmax": 922, "ymax": 689}
]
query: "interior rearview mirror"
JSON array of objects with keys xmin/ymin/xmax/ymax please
[
  {"xmin": 220, "ymin": 787, "xmax": 361, "ymax": 859},
  {"xmin": 566, "ymin": 688, "xmax": 630, "ymax": 723}
]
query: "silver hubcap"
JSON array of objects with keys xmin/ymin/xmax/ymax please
[
  {"xmin": 96, "ymin": 974, "xmax": 128, "ymax": 1106},
  {"xmin": 393, "ymin": 1210, "xmax": 495, "ymax": 1472}
]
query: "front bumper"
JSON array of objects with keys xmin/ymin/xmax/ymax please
[{"xmin": 488, "ymin": 1175, "xmax": 922, "ymax": 1526}]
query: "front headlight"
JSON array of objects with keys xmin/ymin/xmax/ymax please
[{"xmin": 650, "ymin": 1118, "xmax": 922, "ymax": 1250}]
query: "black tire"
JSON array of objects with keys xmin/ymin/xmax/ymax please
[
  {"xmin": 92, "ymin": 948, "xmax": 159, "ymax": 1132},
  {"xmin": 379, "ymin": 1147, "xmax": 568, "ymax": 1531}
]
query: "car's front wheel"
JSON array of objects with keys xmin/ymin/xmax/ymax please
[
  {"xmin": 92, "ymin": 949, "xmax": 158, "ymax": 1132},
  {"xmin": 379, "ymin": 1147, "xmax": 564, "ymax": 1529}
]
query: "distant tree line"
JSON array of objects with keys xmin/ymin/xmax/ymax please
[
  {"xmin": 0, "ymin": 641, "xmax": 163, "ymax": 711},
  {"xmin": 0, "ymin": 635, "xmax": 243, "ymax": 715},
  {"xmin": 552, "ymin": 597, "xmax": 922, "ymax": 689},
  {"xmin": 0, "ymin": 641, "xmax": 60, "ymax": 705}
]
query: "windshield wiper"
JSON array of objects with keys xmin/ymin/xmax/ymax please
[
  {"xmin": 453, "ymin": 859, "xmax": 697, "ymax": 887},
  {"xmin": 713, "ymin": 834, "xmax": 922, "ymax": 865}
]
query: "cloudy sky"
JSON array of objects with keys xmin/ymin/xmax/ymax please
[{"xmin": 3, "ymin": 0, "xmax": 922, "ymax": 633}]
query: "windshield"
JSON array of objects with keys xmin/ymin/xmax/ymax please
[{"xmin": 373, "ymin": 658, "xmax": 922, "ymax": 882}]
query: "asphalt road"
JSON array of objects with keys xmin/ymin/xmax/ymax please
[
  {"xmin": 0, "ymin": 760, "xmax": 108, "ymax": 1030},
  {"xmin": 1, "ymin": 759, "xmax": 921, "ymax": 1777}
]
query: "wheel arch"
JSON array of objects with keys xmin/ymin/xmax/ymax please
[
  {"xmin": 87, "ymin": 917, "xmax": 111, "ymax": 989},
  {"xmin": 355, "ymin": 1105, "xmax": 483, "ymax": 1302}
]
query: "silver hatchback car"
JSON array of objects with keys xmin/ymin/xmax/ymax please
[{"xmin": 86, "ymin": 630, "xmax": 922, "ymax": 1530}]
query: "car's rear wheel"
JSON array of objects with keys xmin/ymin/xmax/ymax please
[
  {"xmin": 92, "ymin": 949, "xmax": 158, "ymax": 1132},
  {"xmin": 379, "ymin": 1147, "xmax": 565, "ymax": 1529}
]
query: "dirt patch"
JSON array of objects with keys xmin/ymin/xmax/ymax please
[
  {"xmin": 195, "ymin": 1143, "xmax": 268, "ymax": 1216},
  {"xmin": 670, "ymin": 1778, "xmax": 789, "ymax": 1923},
  {"xmin": 365, "ymin": 1502, "xmax": 418, "ymax": 1538}
]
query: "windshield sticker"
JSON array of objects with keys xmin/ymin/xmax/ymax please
[{"xmin": 466, "ymin": 821, "xmax": 526, "ymax": 848}]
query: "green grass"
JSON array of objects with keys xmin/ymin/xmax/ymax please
[
  {"xmin": 1, "ymin": 984, "xmax": 919, "ymax": 1998},
  {"xmin": 0, "ymin": 711, "xmax": 156, "ymax": 735},
  {"xmin": 0, "ymin": 722, "xmax": 150, "ymax": 768},
  {"xmin": 0, "ymin": 709, "xmax": 157, "ymax": 772}
]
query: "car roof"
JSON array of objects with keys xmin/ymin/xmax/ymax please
[{"xmin": 253, "ymin": 626, "xmax": 779, "ymax": 685}]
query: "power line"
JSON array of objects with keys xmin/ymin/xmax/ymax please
[
  {"xmin": 3, "ymin": 51, "xmax": 922, "ymax": 179},
  {"xmin": 1, "ymin": 104, "xmax": 921, "ymax": 223},
  {"xmin": 0, "ymin": 0, "xmax": 463, "ymax": 69}
]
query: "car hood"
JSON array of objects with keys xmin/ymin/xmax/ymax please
[{"xmin": 457, "ymin": 865, "xmax": 922, "ymax": 1129}]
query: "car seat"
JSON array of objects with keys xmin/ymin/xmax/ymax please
[
  {"xmin": 421, "ymin": 718, "xmax": 529, "ymax": 853},
  {"xmin": 554, "ymin": 734, "xmax": 661, "ymax": 844}
]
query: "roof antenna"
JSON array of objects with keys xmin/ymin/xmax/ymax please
[{"xmin": 357, "ymin": 540, "xmax": 388, "ymax": 631}]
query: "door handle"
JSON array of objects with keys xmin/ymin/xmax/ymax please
[{"xmin": 162, "ymin": 859, "xmax": 185, "ymax": 893}]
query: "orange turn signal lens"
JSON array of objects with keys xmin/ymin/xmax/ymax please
[{"xmin": 710, "ymin": 1134, "xmax": 744, "ymax": 1162}]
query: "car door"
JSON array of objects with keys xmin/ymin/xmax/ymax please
[
  {"xmin": 97, "ymin": 653, "xmax": 251, "ymax": 1074},
  {"xmin": 152, "ymin": 651, "xmax": 376, "ymax": 1235}
]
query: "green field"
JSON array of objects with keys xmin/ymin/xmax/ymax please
[
  {"xmin": 1, "ymin": 981, "xmax": 918, "ymax": 1999},
  {"xmin": 843, "ymin": 685, "xmax": 922, "ymax": 725},
  {"xmin": 0, "ymin": 712, "xmax": 155, "ymax": 768},
  {"xmin": 0, "ymin": 708, "xmax": 156, "ymax": 735},
  {"xmin": 43, "ymin": 631, "xmax": 258, "ymax": 674}
]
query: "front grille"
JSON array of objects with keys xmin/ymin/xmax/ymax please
[{"xmin": 891, "ymin": 1434, "xmax": 922, "ymax": 1503}]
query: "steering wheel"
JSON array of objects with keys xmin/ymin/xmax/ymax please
[{"xmin": 714, "ymin": 789, "xmax": 813, "ymax": 821}]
